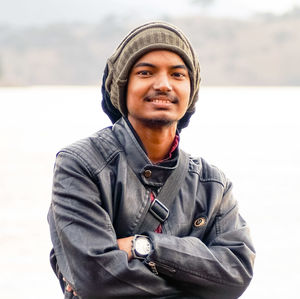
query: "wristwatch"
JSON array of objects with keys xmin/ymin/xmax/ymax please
[{"xmin": 132, "ymin": 235, "xmax": 152, "ymax": 260}]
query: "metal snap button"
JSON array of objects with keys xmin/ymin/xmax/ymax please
[
  {"xmin": 194, "ymin": 217, "xmax": 206, "ymax": 227},
  {"xmin": 144, "ymin": 169, "xmax": 152, "ymax": 178}
]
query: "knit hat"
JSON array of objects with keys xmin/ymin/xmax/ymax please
[{"xmin": 102, "ymin": 21, "xmax": 201, "ymax": 130}]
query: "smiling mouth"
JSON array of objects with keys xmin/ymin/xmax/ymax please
[
  {"xmin": 149, "ymin": 99, "xmax": 171, "ymax": 104},
  {"xmin": 145, "ymin": 95, "xmax": 178, "ymax": 104}
]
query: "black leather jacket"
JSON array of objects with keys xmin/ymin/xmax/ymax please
[{"xmin": 48, "ymin": 117, "xmax": 255, "ymax": 299}]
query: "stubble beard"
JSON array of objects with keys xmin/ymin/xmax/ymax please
[
  {"xmin": 141, "ymin": 92, "xmax": 180, "ymax": 128},
  {"xmin": 136, "ymin": 115, "xmax": 177, "ymax": 129}
]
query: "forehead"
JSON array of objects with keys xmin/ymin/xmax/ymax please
[{"xmin": 133, "ymin": 50, "xmax": 186, "ymax": 66}]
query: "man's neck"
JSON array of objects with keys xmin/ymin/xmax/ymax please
[{"xmin": 128, "ymin": 117, "xmax": 177, "ymax": 164}]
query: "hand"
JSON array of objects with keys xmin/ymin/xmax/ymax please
[
  {"xmin": 117, "ymin": 236, "xmax": 134, "ymax": 261},
  {"xmin": 63, "ymin": 277, "xmax": 78, "ymax": 297}
]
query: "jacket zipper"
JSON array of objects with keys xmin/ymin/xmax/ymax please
[
  {"xmin": 147, "ymin": 261, "xmax": 176, "ymax": 275},
  {"xmin": 148, "ymin": 261, "xmax": 159, "ymax": 275}
]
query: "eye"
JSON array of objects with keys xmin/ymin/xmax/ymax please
[
  {"xmin": 137, "ymin": 70, "xmax": 152, "ymax": 77},
  {"xmin": 172, "ymin": 72, "xmax": 186, "ymax": 79}
]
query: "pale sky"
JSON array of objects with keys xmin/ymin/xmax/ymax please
[
  {"xmin": 205, "ymin": 0, "xmax": 300, "ymax": 17},
  {"xmin": 1, "ymin": 0, "xmax": 299, "ymax": 26}
]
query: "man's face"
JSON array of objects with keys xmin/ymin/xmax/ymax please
[{"xmin": 126, "ymin": 50, "xmax": 191, "ymax": 128}]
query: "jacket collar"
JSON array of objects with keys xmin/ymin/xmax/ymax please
[{"xmin": 112, "ymin": 117, "xmax": 179, "ymax": 188}]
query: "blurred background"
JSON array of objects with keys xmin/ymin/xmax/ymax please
[
  {"xmin": 0, "ymin": 0, "xmax": 299, "ymax": 298},
  {"xmin": 1, "ymin": 0, "xmax": 300, "ymax": 86}
]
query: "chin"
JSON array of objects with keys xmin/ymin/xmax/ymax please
[{"xmin": 141, "ymin": 117, "xmax": 177, "ymax": 128}]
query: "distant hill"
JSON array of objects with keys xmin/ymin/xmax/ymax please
[{"xmin": 0, "ymin": 9, "xmax": 299, "ymax": 86}]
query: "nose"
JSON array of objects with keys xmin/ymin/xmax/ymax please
[{"xmin": 153, "ymin": 72, "xmax": 172, "ymax": 92}]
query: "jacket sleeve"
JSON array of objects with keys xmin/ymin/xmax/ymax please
[
  {"xmin": 144, "ymin": 180, "xmax": 256, "ymax": 299},
  {"xmin": 48, "ymin": 151, "xmax": 182, "ymax": 298}
]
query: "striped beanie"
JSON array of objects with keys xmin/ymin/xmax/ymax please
[{"xmin": 102, "ymin": 21, "xmax": 201, "ymax": 130}]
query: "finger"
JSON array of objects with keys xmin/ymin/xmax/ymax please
[
  {"xmin": 63, "ymin": 276, "xmax": 76, "ymax": 295},
  {"xmin": 66, "ymin": 284, "xmax": 73, "ymax": 292}
]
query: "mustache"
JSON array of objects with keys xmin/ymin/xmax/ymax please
[{"xmin": 144, "ymin": 91, "xmax": 178, "ymax": 103}]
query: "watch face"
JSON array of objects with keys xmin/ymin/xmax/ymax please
[{"xmin": 135, "ymin": 237, "xmax": 151, "ymax": 256}]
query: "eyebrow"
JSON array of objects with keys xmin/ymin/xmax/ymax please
[
  {"xmin": 134, "ymin": 62, "xmax": 155, "ymax": 68},
  {"xmin": 134, "ymin": 62, "xmax": 187, "ymax": 70},
  {"xmin": 171, "ymin": 65, "xmax": 188, "ymax": 70}
]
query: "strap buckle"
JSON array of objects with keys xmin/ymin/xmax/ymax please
[{"xmin": 149, "ymin": 198, "xmax": 169, "ymax": 222}]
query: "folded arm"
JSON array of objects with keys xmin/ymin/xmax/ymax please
[
  {"xmin": 143, "ymin": 181, "xmax": 255, "ymax": 299},
  {"xmin": 49, "ymin": 151, "xmax": 255, "ymax": 299},
  {"xmin": 48, "ymin": 152, "xmax": 182, "ymax": 298}
]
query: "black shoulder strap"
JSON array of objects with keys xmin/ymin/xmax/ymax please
[{"xmin": 137, "ymin": 149, "xmax": 190, "ymax": 233}]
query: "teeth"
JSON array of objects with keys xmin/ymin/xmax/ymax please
[{"xmin": 152, "ymin": 99, "xmax": 170, "ymax": 104}]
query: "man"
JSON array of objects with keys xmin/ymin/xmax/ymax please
[{"xmin": 48, "ymin": 21, "xmax": 255, "ymax": 298}]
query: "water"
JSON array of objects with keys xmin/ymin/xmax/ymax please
[{"xmin": 0, "ymin": 86, "xmax": 299, "ymax": 298}]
